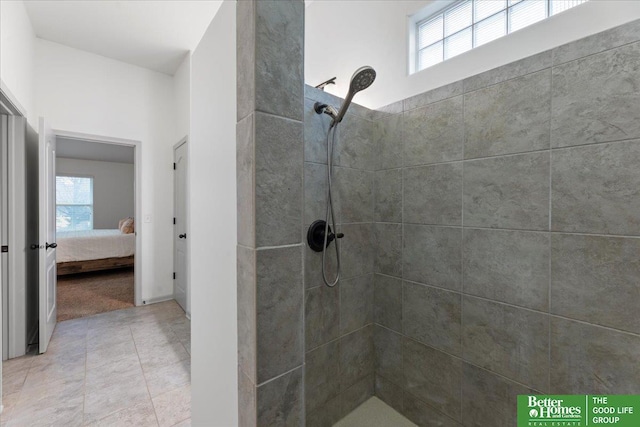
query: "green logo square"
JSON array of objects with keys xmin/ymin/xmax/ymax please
[{"xmin": 518, "ymin": 395, "xmax": 640, "ymax": 427}]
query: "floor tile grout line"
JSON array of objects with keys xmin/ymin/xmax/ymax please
[{"xmin": 131, "ymin": 321, "xmax": 162, "ymax": 427}]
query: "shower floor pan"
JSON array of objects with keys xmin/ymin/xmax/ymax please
[{"xmin": 333, "ymin": 397, "xmax": 417, "ymax": 427}]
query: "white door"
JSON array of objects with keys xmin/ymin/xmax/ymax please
[
  {"xmin": 38, "ymin": 118, "xmax": 56, "ymax": 353},
  {"xmin": 174, "ymin": 140, "xmax": 188, "ymax": 314}
]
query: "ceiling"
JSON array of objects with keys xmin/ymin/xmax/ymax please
[
  {"xmin": 57, "ymin": 137, "xmax": 135, "ymax": 164},
  {"xmin": 23, "ymin": 0, "xmax": 223, "ymax": 75}
]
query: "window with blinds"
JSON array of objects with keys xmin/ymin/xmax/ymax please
[
  {"xmin": 56, "ymin": 175, "xmax": 94, "ymax": 232},
  {"xmin": 416, "ymin": 0, "xmax": 589, "ymax": 71}
]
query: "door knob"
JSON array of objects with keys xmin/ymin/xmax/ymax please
[
  {"xmin": 178, "ymin": 233, "xmax": 187, "ymax": 239},
  {"xmin": 46, "ymin": 242, "xmax": 57, "ymax": 249}
]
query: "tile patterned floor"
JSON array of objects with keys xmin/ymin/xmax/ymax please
[{"xmin": 1, "ymin": 301, "xmax": 191, "ymax": 427}]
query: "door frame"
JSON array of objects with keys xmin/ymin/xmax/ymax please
[
  {"xmin": 53, "ymin": 130, "xmax": 143, "ymax": 306},
  {"xmin": 173, "ymin": 136, "xmax": 190, "ymax": 317},
  {"xmin": 1, "ymin": 83, "xmax": 29, "ymax": 361}
]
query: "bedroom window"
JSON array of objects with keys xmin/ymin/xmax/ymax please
[
  {"xmin": 413, "ymin": 0, "xmax": 589, "ymax": 72},
  {"xmin": 56, "ymin": 176, "xmax": 94, "ymax": 232}
]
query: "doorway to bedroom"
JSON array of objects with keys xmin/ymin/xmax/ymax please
[{"xmin": 54, "ymin": 134, "xmax": 139, "ymax": 322}]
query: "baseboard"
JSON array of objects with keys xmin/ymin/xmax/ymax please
[{"xmin": 140, "ymin": 294, "xmax": 174, "ymax": 306}]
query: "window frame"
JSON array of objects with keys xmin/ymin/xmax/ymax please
[
  {"xmin": 55, "ymin": 174, "xmax": 95, "ymax": 232},
  {"xmin": 412, "ymin": 0, "xmax": 588, "ymax": 73}
]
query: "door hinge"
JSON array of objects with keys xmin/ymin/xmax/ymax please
[
  {"xmin": 173, "ymin": 162, "xmax": 176, "ymax": 170},
  {"xmin": 173, "ymin": 217, "xmax": 176, "ymax": 225},
  {"xmin": 1, "ymin": 245, "xmax": 8, "ymax": 253},
  {"xmin": 173, "ymin": 272, "xmax": 176, "ymax": 280}
]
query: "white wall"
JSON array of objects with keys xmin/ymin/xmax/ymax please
[
  {"xmin": 190, "ymin": 1, "xmax": 237, "ymax": 424},
  {"xmin": 174, "ymin": 55, "xmax": 191, "ymax": 143},
  {"xmin": 56, "ymin": 157, "xmax": 135, "ymax": 230},
  {"xmin": 0, "ymin": 0, "xmax": 36, "ymax": 124},
  {"xmin": 35, "ymin": 38, "xmax": 176, "ymax": 302},
  {"xmin": 305, "ymin": 0, "xmax": 640, "ymax": 109}
]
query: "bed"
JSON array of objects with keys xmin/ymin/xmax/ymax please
[{"xmin": 56, "ymin": 229, "xmax": 135, "ymax": 275}]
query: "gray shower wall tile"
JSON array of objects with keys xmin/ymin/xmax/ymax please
[
  {"xmin": 375, "ymin": 113, "xmax": 403, "ymax": 170},
  {"xmin": 239, "ymin": 370, "xmax": 257, "ymax": 427},
  {"xmin": 339, "ymin": 326, "xmax": 375, "ymax": 390},
  {"xmin": 340, "ymin": 274, "xmax": 374, "ymax": 336},
  {"xmin": 552, "ymin": 19, "xmax": 640, "ymax": 65},
  {"xmin": 403, "ymin": 282, "xmax": 461, "ymax": 356},
  {"xmin": 551, "ymin": 42, "xmax": 640, "ymax": 148},
  {"xmin": 237, "ymin": 115, "xmax": 255, "ymax": 248},
  {"xmin": 403, "ymin": 225, "xmax": 462, "ymax": 291},
  {"xmin": 376, "ymin": 100, "xmax": 403, "ymax": 115},
  {"xmin": 374, "ymin": 274, "xmax": 402, "ymax": 333},
  {"xmin": 304, "ymin": 242, "xmax": 338, "ymax": 290},
  {"xmin": 403, "ymin": 337, "xmax": 462, "ymax": 421},
  {"xmin": 551, "ymin": 234, "xmax": 640, "ymax": 334},
  {"xmin": 334, "ymin": 167, "xmax": 373, "ymax": 224},
  {"xmin": 305, "ymin": 283, "xmax": 339, "ymax": 351},
  {"xmin": 304, "ymin": 162, "xmax": 328, "ymax": 226},
  {"xmin": 462, "ymin": 50, "xmax": 552, "ymax": 93},
  {"xmin": 339, "ymin": 223, "xmax": 374, "ymax": 279},
  {"xmin": 340, "ymin": 374, "xmax": 375, "ymax": 416},
  {"xmin": 374, "ymin": 325, "xmax": 403, "ymax": 385},
  {"xmin": 334, "ymin": 113, "xmax": 376, "ymax": 171},
  {"xmin": 305, "ymin": 395, "xmax": 343, "ymax": 427},
  {"xmin": 254, "ymin": 0, "xmax": 304, "ymax": 121},
  {"xmin": 374, "ymin": 169, "xmax": 402, "ymax": 223},
  {"xmin": 402, "ymin": 282, "xmax": 462, "ymax": 356},
  {"xmin": 404, "ymin": 163, "xmax": 463, "ymax": 226},
  {"xmin": 462, "ymin": 297, "xmax": 549, "ymax": 392},
  {"xmin": 374, "ymin": 223, "xmax": 402, "ymax": 277},
  {"xmin": 462, "ymin": 228, "xmax": 550, "ymax": 311},
  {"xmin": 403, "ymin": 96, "xmax": 464, "ymax": 167},
  {"xmin": 304, "ymin": 97, "xmax": 332, "ymax": 165},
  {"xmin": 305, "ymin": 340, "xmax": 340, "ymax": 413},
  {"xmin": 256, "ymin": 245, "xmax": 303, "ymax": 383},
  {"xmin": 254, "ymin": 112, "xmax": 303, "ymax": 247},
  {"xmin": 463, "ymin": 152, "xmax": 550, "ymax": 231},
  {"xmin": 464, "ymin": 70, "xmax": 551, "ymax": 159},
  {"xmin": 403, "ymin": 81, "xmax": 463, "ymax": 112},
  {"xmin": 402, "ymin": 392, "xmax": 462, "ymax": 427},
  {"xmin": 375, "ymin": 376, "xmax": 403, "ymax": 414},
  {"xmin": 257, "ymin": 366, "xmax": 303, "ymax": 427},
  {"xmin": 236, "ymin": 0, "xmax": 255, "ymax": 122},
  {"xmin": 237, "ymin": 245, "xmax": 256, "ymax": 383},
  {"xmin": 551, "ymin": 139, "xmax": 640, "ymax": 236},
  {"xmin": 461, "ymin": 363, "xmax": 535, "ymax": 427},
  {"xmin": 550, "ymin": 317, "xmax": 640, "ymax": 394}
]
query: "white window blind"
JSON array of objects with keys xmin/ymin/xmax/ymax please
[
  {"xmin": 416, "ymin": 0, "xmax": 589, "ymax": 71},
  {"xmin": 56, "ymin": 176, "xmax": 94, "ymax": 232}
]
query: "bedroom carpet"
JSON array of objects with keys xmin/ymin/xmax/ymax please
[{"xmin": 57, "ymin": 268, "xmax": 134, "ymax": 321}]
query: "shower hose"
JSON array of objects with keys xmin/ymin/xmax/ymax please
[{"xmin": 322, "ymin": 122, "xmax": 341, "ymax": 287}]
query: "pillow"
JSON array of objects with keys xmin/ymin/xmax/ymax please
[
  {"xmin": 120, "ymin": 217, "xmax": 135, "ymax": 234},
  {"xmin": 118, "ymin": 218, "xmax": 128, "ymax": 230}
]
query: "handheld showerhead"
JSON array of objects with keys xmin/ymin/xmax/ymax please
[
  {"xmin": 333, "ymin": 66, "xmax": 376, "ymax": 125},
  {"xmin": 349, "ymin": 66, "xmax": 376, "ymax": 93}
]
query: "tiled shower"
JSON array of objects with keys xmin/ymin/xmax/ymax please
[{"xmin": 237, "ymin": 3, "xmax": 640, "ymax": 425}]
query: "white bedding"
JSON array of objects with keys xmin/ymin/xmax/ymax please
[{"xmin": 56, "ymin": 229, "xmax": 135, "ymax": 263}]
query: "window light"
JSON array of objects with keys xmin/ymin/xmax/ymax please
[{"xmin": 415, "ymin": 0, "xmax": 589, "ymax": 72}]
